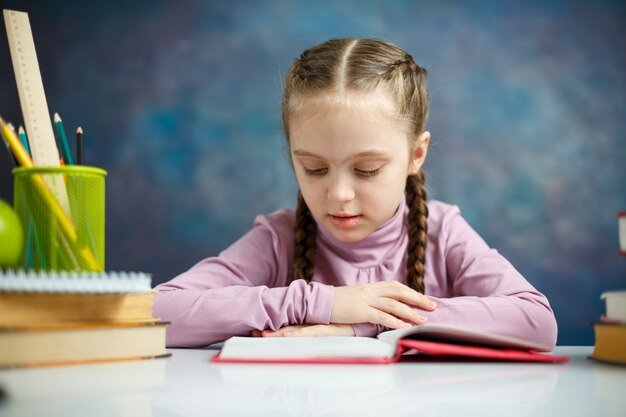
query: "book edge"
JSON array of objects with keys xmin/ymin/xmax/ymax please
[
  {"xmin": 211, "ymin": 348, "xmax": 400, "ymax": 364},
  {"xmin": 377, "ymin": 324, "xmax": 552, "ymax": 352},
  {"xmin": 0, "ymin": 352, "xmax": 172, "ymax": 370}
]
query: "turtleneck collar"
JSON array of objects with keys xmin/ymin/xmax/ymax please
[{"xmin": 316, "ymin": 196, "xmax": 408, "ymax": 268}]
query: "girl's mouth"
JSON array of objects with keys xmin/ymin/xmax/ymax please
[{"xmin": 328, "ymin": 214, "xmax": 362, "ymax": 230}]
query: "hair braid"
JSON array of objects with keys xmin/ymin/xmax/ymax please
[
  {"xmin": 405, "ymin": 171, "xmax": 429, "ymax": 293},
  {"xmin": 293, "ymin": 191, "xmax": 318, "ymax": 282}
]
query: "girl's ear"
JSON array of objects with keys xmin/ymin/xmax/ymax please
[{"xmin": 408, "ymin": 131, "xmax": 430, "ymax": 175}]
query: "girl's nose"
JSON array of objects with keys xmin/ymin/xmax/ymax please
[{"xmin": 327, "ymin": 173, "xmax": 355, "ymax": 203}]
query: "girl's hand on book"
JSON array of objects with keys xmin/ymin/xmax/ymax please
[
  {"xmin": 251, "ymin": 324, "xmax": 355, "ymax": 338},
  {"xmin": 330, "ymin": 281, "xmax": 437, "ymax": 330}
]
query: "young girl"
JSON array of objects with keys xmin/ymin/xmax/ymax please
[{"xmin": 153, "ymin": 38, "xmax": 558, "ymax": 348}]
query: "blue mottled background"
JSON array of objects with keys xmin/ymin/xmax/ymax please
[{"xmin": 0, "ymin": 0, "xmax": 624, "ymax": 345}]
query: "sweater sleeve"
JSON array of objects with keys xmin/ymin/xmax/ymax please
[
  {"xmin": 424, "ymin": 205, "xmax": 558, "ymax": 349},
  {"xmin": 152, "ymin": 215, "xmax": 334, "ymax": 347}
]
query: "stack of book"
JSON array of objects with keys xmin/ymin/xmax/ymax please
[
  {"xmin": 592, "ymin": 290, "xmax": 626, "ymax": 365},
  {"xmin": 592, "ymin": 212, "xmax": 626, "ymax": 365},
  {"xmin": 0, "ymin": 269, "xmax": 169, "ymax": 368}
]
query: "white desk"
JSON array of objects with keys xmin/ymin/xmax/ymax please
[{"xmin": 0, "ymin": 347, "xmax": 624, "ymax": 417}]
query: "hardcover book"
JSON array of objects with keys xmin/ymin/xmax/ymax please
[
  {"xmin": 0, "ymin": 321, "xmax": 169, "ymax": 368},
  {"xmin": 212, "ymin": 324, "xmax": 569, "ymax": 364}
]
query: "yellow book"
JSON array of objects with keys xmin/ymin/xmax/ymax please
[
  {"xmin": 592, "ymin": 323, "xmax": 626, "ymax": 365},
  {"xmin": 0, "ymin": 321, "xmax": 169, "ymax": 368},
  {"xmin": 0, "ymin": 291, "xmax": 156, "ymax": 326}
]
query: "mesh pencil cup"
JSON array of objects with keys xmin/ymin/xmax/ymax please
[{"xmin": 12, "ymin": 166, "xmax": 107, "ymax": 272}]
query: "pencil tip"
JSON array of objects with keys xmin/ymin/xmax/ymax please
[
  {"xmin": 18, "ymin": 125, "xmax": 25, "ymax": 134},
  {"xmin": 76, "ymin": 126, "xmax": 83, "ymax": 134},
  {"xmin": 53, "ymin": 112, "xmax": 61, "ymax": 122}
]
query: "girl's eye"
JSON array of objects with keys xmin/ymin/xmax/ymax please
[
  {"xmin": 303, "ymin": 167, "xmax": 327, "ymax": 176},
  {"xmin": 354, "ymin": 168, "xmax": 381, "ymax": 177}
]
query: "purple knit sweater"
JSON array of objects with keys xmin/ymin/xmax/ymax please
[{"xmin": 153, "ymin": 199, "xmax": 558, "ymax": 348}]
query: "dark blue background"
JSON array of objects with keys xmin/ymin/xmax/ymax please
[{"xmin": 1, "ymin": 0, "xmax": 624, "ymax": 345}]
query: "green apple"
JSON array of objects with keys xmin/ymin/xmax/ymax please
[{"xmin": 0, "ymin": 199, "xmax": 24, "ymax": 268}]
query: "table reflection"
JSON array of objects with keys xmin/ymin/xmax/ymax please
[{"xmin": 151, "ymin": 352, "xmax": 560, "ymax": 417}]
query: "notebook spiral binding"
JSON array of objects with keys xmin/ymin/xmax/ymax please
[{"xmin": 0, "ymin": 269, "xmax": 152, "ymax": 293}]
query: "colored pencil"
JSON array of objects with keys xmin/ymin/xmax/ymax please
[
  {"xmin": 18, "ymin": 125, "xmax": 31, "ymax": 156},
  {"xmin": 53, "ymin": 112, "xmax": 74, "ymax": 165},
  {"xmin": 76, "ymin": 126, "xmax": 84, "ymax": 165},
  {"xmin": 1, "ymin": 137, "xmax": 17, "ymax": 167},
  {"xmin": 0, "ymin": 117, "xmax": 33, "ymax": 167},
  {"xmin": 3, "ymin": 122, "xmax": 19, "ymax": 167}
]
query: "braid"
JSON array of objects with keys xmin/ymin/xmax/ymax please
[
  {"xmin": 405, "ymin": 171, "xmax": 429, "ymax": 293},
  {"xmin": 293, "ymin": 192, "xmax": 318, "ymax": 282},
  {"xmin": 381, "ymin": 54, "xmax": 414, "ymax": 80}
]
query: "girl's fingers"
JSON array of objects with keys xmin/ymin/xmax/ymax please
[
  {"xmin": 372, "ymin": 281, "xmax": 437, "ymax": 311},
  {"xmin": 260, "ymin": 328, "xmax": 289, "ymax": 337},
  {"xmin": 261, "ymin": 325, "xmax": 308, "ymax": 337},
  {"xmin": 369, "ymin": 297, "xmax": 427, "ymax": 326},
  {"xmin": 260, "ymin": 330, "xmax": 281, "ymax": 337},
  {"xmin": 331, "ymin": 283, "xmax": 436, "ymax": 326},
  {"xmin": 283, "ymin": 324, "xmax": 356, "ymax": 337},
  {"xmin": 366, "ymin": 307, "xmax": 415, "ymax": 330},
  {"xmin": 284, "ymin": 326, "xmax": 316, "ymax": 337},
  {"xmin": 258, "ymin": 324, "xmax": 356, "ymax": 338}
]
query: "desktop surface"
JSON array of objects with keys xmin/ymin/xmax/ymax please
[{"xmin": 0, "ymin": 346, "xmax": 624, "ymax": 417}]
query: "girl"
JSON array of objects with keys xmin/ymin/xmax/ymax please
[{"xmin": 153, "ymin": 38, "xmax": 558, "ymax": 348}]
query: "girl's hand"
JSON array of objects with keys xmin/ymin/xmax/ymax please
[
  {"xmin": 330, "ymin": 281, "xmax": 437, "ymax": 329},
  {"xmin": 251, "ymin": 324, "xmax": 355, "ymax": 338}
]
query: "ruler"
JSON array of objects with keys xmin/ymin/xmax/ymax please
[{"xmin": 3, "ymin": 9, "xmax": 71, "ymax": 216}]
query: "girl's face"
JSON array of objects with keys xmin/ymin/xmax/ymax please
[{"xmin": 289, "ymin": 94, "xmax": 429, "ymax": 242}]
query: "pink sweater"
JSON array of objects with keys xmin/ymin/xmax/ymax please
[{"xmin": 153, "ymin": 200, "xmax": 558, "ymax": 348}]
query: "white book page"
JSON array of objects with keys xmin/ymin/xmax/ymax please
[
  {"xmin": 219, "ymin": 336, "xmax": 396, "ymax": 360},
  {"xmin": 601, "ymin": 290, "xmax": 626, "ymax": 321}
]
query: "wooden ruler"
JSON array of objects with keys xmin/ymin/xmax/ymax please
[{"xmin": 3, "ymin": 9, "xmax": 71, "ymax": 216}]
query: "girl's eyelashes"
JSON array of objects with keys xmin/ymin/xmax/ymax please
[
  {"xmin": 354, "ymin": 168, "xmax": 381, "ymax": 177},
  {"xmin": 303, "ymin": 166, "xmax": 383, "ymax": 177},
  {"xmin": 303, "ymin": 167, "xmax": 328, "ymax": 176}
]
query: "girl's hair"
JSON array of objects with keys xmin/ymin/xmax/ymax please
[{"xmin": 282, "ymin": 38, "xmax": 429, "ymax": 294}]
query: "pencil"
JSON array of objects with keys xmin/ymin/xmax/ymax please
[
  {"xmin": 76, "ymin": 126, "xmax": 84, "ymax": 165},
  {"xmin": 0, "ymin": 117, "xmax": 33, "ymax": 167},
  {"xmin": 1, "ymin": 136, "xmax": 18, "ymax": 167},
  {"xmin": 3, "ymin": 122, "xmax": 19, "ymax": 166},
  {"xmin": 53, "ymin": 113, "xmax": 74, "ymax": 165},
  {"xmin": 18, "ymin": 125, "xmax": 31, "ymax": 156}
]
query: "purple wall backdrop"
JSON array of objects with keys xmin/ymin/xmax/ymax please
[{"xmin": 0, "ymin": 0, "xmax": 624, "ymax": 345}]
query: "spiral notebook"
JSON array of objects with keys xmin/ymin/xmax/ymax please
[
  {"xmin": 0, "ymin": 269, "xmax": 155, "ymax": 327},
  {"xmin": 0, "ymin": 269, "xmax": 152, "ymax": 293}
]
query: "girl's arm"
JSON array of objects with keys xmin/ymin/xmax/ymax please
[
  {"xmin": 425, "ymin": 206, "xmax": 558, "ymax": 348},
  {"xmin": 152, "ymin": 215, "xmax": 334, "ymax": 347}
]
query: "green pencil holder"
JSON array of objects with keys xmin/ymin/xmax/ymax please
[{"xmin": 12, "ymin": 166, "xmax": 107, "ymax": 272}]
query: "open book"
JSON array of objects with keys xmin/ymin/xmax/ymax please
[{"xmin": 211, "ymin": 324, "xmax": 569, "ymax": 364}]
